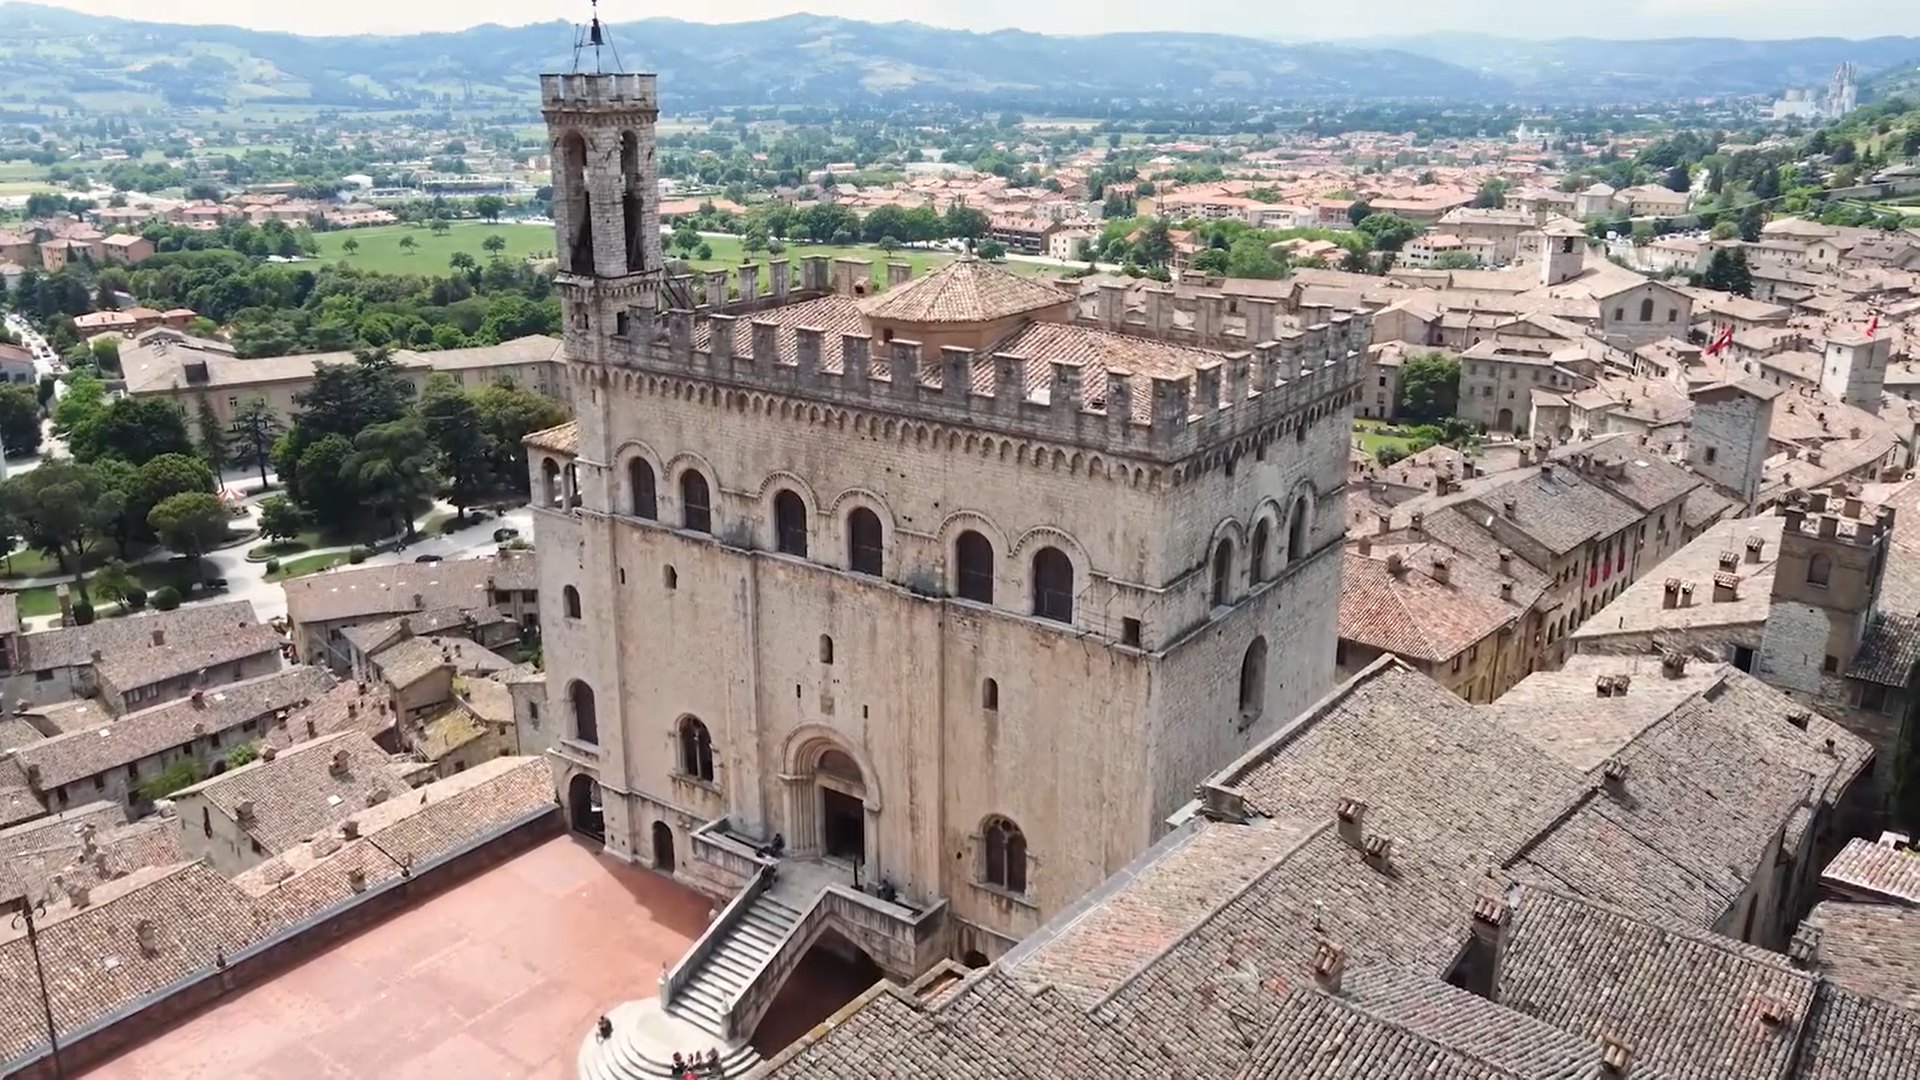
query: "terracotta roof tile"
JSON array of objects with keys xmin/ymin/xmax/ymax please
[{"xmin": 861, "ymin": 257, "xmax": 1069, "ymax": 323}]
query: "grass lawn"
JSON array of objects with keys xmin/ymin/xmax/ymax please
[
  {"xmin": 266, "ymin": 551, "xmax": 354, "ymax": 581},
  {"xmin": 315, "ymin": 222, "xmax": 554, "ymax": 275},
  {"xmin": 1352, "ymin": 419, "xmax": 1422, "ymax": 461},
  {"xmin": 8, "ymin": 560, "xmax": 209, "ymax": 619},
  {"xmin": 1, "ymin": 544, "xmax": 157, "ymax": 582},
  {"xmin": 675, "ymin": 235, "xmax": 1061, "ymax": 287}
]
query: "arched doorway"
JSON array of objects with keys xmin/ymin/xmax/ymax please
[
  {"xmin": 652, "ymin": 821, "xmax": 676, "ymax": 872},
  {"xmin": 817, "ymin": 750, "xmax": 866, "ymax": 863},
  {"xmin": 1496, "ymin": 407, "xmax": 1515, "ymax": 431},
  {"xmin": 569, "ymin": 774, "xmax": 604, "ymax": 841}
]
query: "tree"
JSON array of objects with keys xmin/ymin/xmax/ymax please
[
  {"xmin": 1347, "ymin": 200, "xmax": 1374, "ymax": 226},
  {"xmin": 482, "ymin": 233, "xmax": 507, "ymax": 258},
  {"xmin": 1191, "ymin": 248, "xmax": 1231, "ymax": 275},
  {"xmin": 1662, "ymin": 164, "xmax": 1691, "ymax": 193},
  {"xmin": 194, "ymin": 399, "xmax": 229, "ymax": 475},
  {"xmin": 474, "ymin": 195, "xmax": 506, "ymax": 222},
  {"xmin": 1737, "ymin": 203, "xmax": 1766, "ymax": 243},
  {"xmin": 257, "ymin": 493, "xmax": 306, "ymax": 543},
  {"xmin": 0, "ymin": 384, "xmax": 42, "ymax": 458},
  {"xmin": 92, "ymin": 557, "xmax": 138, "ymax": 611},
  {"xmin": 0, "ymin": 460, "xmax": 117, "ymax": 599},
  {"xmin": 429, "ymin": 218, "xmax": 451, "ymax": 237},
  {"xmin": 290, "ymin": 432, "xmax": 359, "ymax": 526},
  {"xmin": 1358, "ymin": 213, "xmax": 1421, "ymax": 253},
  {"xmin": 1699, "ymin": 248, "xmax": 1755, "ymax": 297},
  {"xmin": 695, "ymin": 241, "xmax": 713, "ymax": 261},
  {"xmin": 226, "ymin": 398, "xmax": 286, "ymax": 490},
  {"xmin": 472, "ymin": 381, "xmax": 567, "ymax": 493},
  {"xmin": 70, "ymin": 396, "xmax": 193, "ymax": 465},
  {"xmin": 148, "ymin": 492, "xmax": 230, "ymax": 573},
  {"xmin": 135, "ymin": 453, "xmax": 215, "ymax": 525},
  {"xmin": 976, "ymin": 239, "xmax": 1007, "ymax": 261},
  {"xmin": 1134, "ymin": 219, "xmax": 1173, "ymax": 267},
  {"xmin": 419, "ymin": 374, "xmax": 491, "ymax": 523},
  {"xmin": 1469, "ymin": 179, "xmax": 1509, "ymax": 209},
  {"xmin": 398, "ymin": 236, "xmax": 418, "ymax": 255},
  {"xmin": 876, "ymin": 235, "xmax": 901, "ymax": 255},
  {"xmin": 1396, "ymin": 352, "xmax": 1460, "ymax": 422},
  {"xmin": 944, "ymin": 204, "xmax": 988, "ymax": 241},
  {"xmin": 449, "ymin": 251, "xmax": 478, "ymax": 278},
  {"xmin": 349, "ymin": 418, "xmax": 438, "ymax": 540},
  {"xmin": 341, "ymin": 238, "xmax": 360, "ymax": 257}
]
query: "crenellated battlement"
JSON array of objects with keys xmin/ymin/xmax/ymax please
[
  {"xmin": 570, "ymin": 256, "xmax": 1366, "ymax": 465},
  {"xmin": 540, "ymin": 72, "xmax": 658, "ymax": 113}
]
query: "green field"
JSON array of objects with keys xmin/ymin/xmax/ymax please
[
  {"xmin": 315, "ymin": 222, "xmax": 555, "ymax": 274},
  {"xmin": 1352, "ymin": 419, "xmax": 1422, "ymax": 460}
]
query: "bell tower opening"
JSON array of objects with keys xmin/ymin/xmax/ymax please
[
  {"xmin": 621, "ymin": 130, "xmax": 648, "ymax": 274},
  {"xmin": 541, "ymin": 69, "xmax": 661, "ymax": 283},
  {"xmin": 556, "ymin": 129, "xmax": 595, "ymax": 275}
]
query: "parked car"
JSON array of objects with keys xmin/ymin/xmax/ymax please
[{"xmin": 413, "ymin": 553, "xmax": 443, "ymax": 564}]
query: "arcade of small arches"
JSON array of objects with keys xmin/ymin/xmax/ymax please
[
  {"xmin": 1206, "ymin": 490, "xmax": 1319, "ymax": 610},
  {"xmin": 563, "ymin": 363, "xmax": 1364, "ymax": 493}
]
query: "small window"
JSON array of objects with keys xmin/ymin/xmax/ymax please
[
  {"xmin": 1704, "ymin": 446, "xmax": 1717, "ymax": 465},
  {"xmin": 773, "ymin": 489, "xmax": 808, "ymax": 556},
  {"xmin": 563, "ymin": 586, "xmax": 581, "ymax": 619},
  {"xmin": 680, "ymin": 472, "xmax": 712, "ymax": 533},
  {"xmin": 982, "ymin": 678, "xmax": 999, "ymax": 710},
  {"xmin": 819, "ymin": 634, "xmax": 834, "ymax": 664},
  {"xmin": 1823, "ymin": 654, "xmax": 1840, "ymax": 674},
  {"xmin": 1239, "ymin": 637, "xmax": 1267, "ymax": 718},
  {"xmin": 201, "ymin": 806, "xmax": 212, "ymax": 838},
  {"xmin": 1122, "ymin": 618, "xmax": 1142, "ymax": 647},
  {"xmin": 664, "ymin": 565, "xmax": 678, "ymax": 590},
  {"xmin": 1807, "ymin": 553, "xmax": 1832, "ymax": 588}
]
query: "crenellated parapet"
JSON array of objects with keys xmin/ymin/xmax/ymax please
[
  {"xmin": 540, "ymin": 72, "xmax": 659, "ymax": 118},
  {"xmin": 572, "ymin": 266, "xmax": 1367, "ymax": 466}
]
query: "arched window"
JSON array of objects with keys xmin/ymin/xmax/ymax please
[
  {"xmin": 628, "ymin": 459, "xmax": 657, "ymax": 519},
  {"xmin": 773, "ymin": 489, "xmax": 808, "ymax": 556},
  {"xmin": 1211, "ymin": 538, "xmax": 1234, "ymax": 607},
  {"xmin": 557, "ymin": 131, "xmax": 594, "ymax": 274},
  {"xmin": 680, "ymin": 472, "xmax": 711, "ymax": 533},
  {"xmin": 983, "ymin": 816, "xmax": 1028, "ymax": 894},
  {"xmin": 1032, "ymin": 547, "xmax": 1074, "ymax": 623},
  {"xmin": 663, "ymin": 565, "xmax": 678, "ymax": 590},
  {"xmin": 678, "ymin": 717, "xmax": 714, "ymax": 781},
  {"xmin": 1287, "ymin": 497, "xmax": 1310, "ymax": 563},
  {"xmin": 542, "ymin": 458, "xmax": 562, "ymax": 508},
  {"xmin": 1239, "ymin": 636, "xmax": 1268, "ymax": 718},
  {"xmin": 982, "ymin": 678, "xmax": 999, "ymax": 710},
  {"xmin": 570, "ymin": 681, "xmax": 598, "ymax": 745},
  {"xmin": 1638, "ymin": 296, "xmax": 1655, "ymax": 322},
  {"xmin": 565, "ymin": 463, "xmax": 581, "ymax": 509},
  {"xmin": 1808, "ymin": 553, "xmax": 1832, "ymax": 588},
  {"xmin": 819, "ymin": 634, "xmax": 834, "ymax": 664},
  {"xmin": 955, "ymin": 530, "xmax": 995, "ymax": 604},
  {"xmin": 563, "ymin": 586, "xmax": 581, "ymax": 619},
  {"xmin": 847, "ymin": 508, "xmax": 883, "ymax": 576},
  {"xmin": 1250, "ymin": 520, "xmax": 1270, "ymax": 584},
  {"xmin": 619, "ymin": 130, "xmax": 645, "ymax": 273}
]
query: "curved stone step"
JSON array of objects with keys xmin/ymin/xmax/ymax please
[{"xmin": 578, "ymin": 998, "xmax": 762, "ymax": 1080}]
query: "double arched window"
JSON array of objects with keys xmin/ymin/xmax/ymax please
[
  {"xmin": 678, "ymin": 716, "xmax": 714, "ymax": 781},
  {"xmin": 983, "ymin": 816, "xmax": 1029, "ymax": 894},
  {"xmin": 1032, "ymin": 547, "xmax": 1074, "ymax": 623}
]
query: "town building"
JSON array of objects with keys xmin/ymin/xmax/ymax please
[
  {"xmin": 3, "ymin": 601, "xmax": 277, "ymax": 709},
  {"xmin": 530, "ymin": 68, "xmax": 1363, "ymax": 1058},
  {"xmin": 280, "ymin": 549, "xmax": 539, "ymax": 670}
]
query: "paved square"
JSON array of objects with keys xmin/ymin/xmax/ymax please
[{"xmin": 82, "ymin": 836, "xmax": 713, "ymax": 1080}]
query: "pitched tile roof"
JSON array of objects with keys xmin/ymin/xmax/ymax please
[
  {"xmin": 1820, "ymin": 838, "xmax": 1920, "ymax": 904},
  {"xmin": 173, "ymin": 731, "xmax": 415, "ymax": 855},
  {"xmin": 1338, "ymin": 552, "xmax": 1519, "ymax": 664},
  {"xmin": 1793, "ymin": 981, "xmax": 1920, "ymax": 1080},
  {"xmin": 1804, "ymin": 902, "xmax": 1920, "ymax": 1011},
  {"xmin": 17, "ymin": 600, "xmax": 261, "ymax": 674},
  {"xmin": 92, "ymin": 622, "xmax": 283, "ymax": 695},
  {"xmin": 522, "ymin": 419, "xmax": 579, "ymax": 454},
  {"xmin": 280, "ymin": 554, "xmax": 521, "ymax": 627},
  {"xmin": 9, "ymin": 667, "xmax": 335, "ymax": 791},
  {"xmin": 1, "ymin": 817, "xmax": 182, "ymax": 910},
  {"xmin": 861, "ymin": 257, "xmax": 1070, "ymax": 323},
  {"xmin": 262, "ymin": 678, "xmax": 396, "ymax": 749},
  {"xmin": 1846, "ymin": 612, "xmax": 1920, "ymax": 687}
]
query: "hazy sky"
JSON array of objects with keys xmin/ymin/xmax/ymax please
[{"xmin": 29, "ymin": 0, "xmax": 1920, "ymax": 39}]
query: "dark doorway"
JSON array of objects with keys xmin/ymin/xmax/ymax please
[
  {"xmin": 821, "ymin": 788, "xmax": 865, "ymax": 861},
  {"xmin": 749, "ymin": 930, "xmax": 884, "ymax": 1059},
  {"xmin": 652, "ymin": 820, "xmax": 676, "ymax": 872},
  {"xmin": 569, "ymin": 775, "xmax": 604, "ymax": 841}
]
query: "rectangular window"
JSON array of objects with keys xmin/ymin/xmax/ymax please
[
  {"xmin": 1823, "ymin": 655, "xmax": 1840, "ymax": 674},
  {"xmin": 1732, "ymin": 645, "xmax": 1755, "ymax": 672},
  {"xmin": 1860, "ymin": 683, "xmax": 1889, "ymax": 713},
  {"xmin": 1121, "ymin": 618, "xmax": 1142, "ymax": 647}
]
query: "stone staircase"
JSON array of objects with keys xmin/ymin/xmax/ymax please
[
  {"xmin": 666, "ymin": 890, "xmax": 806, "ymax": 1037},
  {"xmin": 576, "ymin": 999, "xmax": 761, "ymax": 1080}
]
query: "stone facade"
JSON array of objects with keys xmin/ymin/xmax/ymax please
[{"xmin": 531, "ymin": 72, "xmax": 1362, "ymax": 967}]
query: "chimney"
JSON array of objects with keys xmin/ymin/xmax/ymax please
[
  {"xmin": 1680, "ymin": 581, "xmax": 1695, "ymax": 606},
  {"xmin": 1499, "ymin": 581, "xmax": 1514, "ymax": 601},
  {"xmin": 1787, "ymin": 711, "xmax": 1812, "ymax": 730},
  {"xmin": 58, "ymin": 874, "xmax": 89, "ymax": 909},
  {"xmin": 260, "ymin": 745, "xmax": 277, "ymax": 761},
  {"xmin": 1660, "ymin": 652, "xmax": 1688, "ymax": 679},
  {"xmin": 330, "ymin": 750, "xmax": 350, "ymax": 777},
  {"xmin": 1600, "ymin": 1036, "xmax": 1633, "ymax": 1079},
  {"xmin": 235, "ymin": 799, "xmax": 255, "ymax": 825},
  {"xmin": 411, "ymin": 593, "xmax": 424, "ymax": 610},
  {"xmin": 1503, "ymin": 498, "xmax": 1518, "ymax": 519},
  {"xmin": 305, "ymin": 719, "xmax": 316, "ymax": 738},
  {"xmin": 341, "ymin": 819, "xmax": 361, "ymax": 840},
  {"xmin": 1386, "ymin": 553, "xmax": 1406, "ymax": 575},
  {"xmin": 1787, "ymin": 923, "xmax": 1822, "ymax": 970},
  {"xmin": 1309, "ymin": 940, "xmax": 1346, "ymax": 995},
  {"xmin": 1459, "ymin": 891, "xmax": 1511, "ymax": 998},
  {"xmin": 348, "ymin": 702, "xmax": 358, "ymax": 719},
  {"xmin": 134, "ymin": 918, "xmax": 160, "ymax": 958},
  {"xmin": 1541, "ymin": 462, "xmax": 1554, "ymax": 480},
  {"xmin": 1498, "ymin": 550, "xmax": 1513, "ymax": 572},
  {"xmin": 1200, "ymin": 785, "xmax": 1248, "ymax": 825},
  {"xmin": 1362, "ymin": 833, "xmax": 1394, "ymax": 871},
  {"xmin": 1601, "ymin": 758, "xmax": 1629, "ymax": 797},
  {"xmin": 347, "ymin": 867, "xmax": 367, "ymax": 893},
  {"xmin": 1595, "ymin": 675, "xmax": 1617, "ymax": 697},
  {"xmin": 1335, "ymin": 797, "xmax": 1367, "ymax": 848},
  {"xmin": 1661, "ymin": 578, "xmax": 1680, "ymax": 609},
  {"xmin": 1758, "ymin": 995, "xmax": 1791, "ymax": 1029},
  {"xmin": 1357, "ymin": 535, "xmax": 1373, "ymax": 556},
  {"xmin": 191, "ymin": 689, "xmax": 204, "ymax": 707},
  {"xmin": 1430, "ymin": 557, "xmax": 1451, "ymax": 585},
  {"xmin": 1717, "ymin": 551, "xmax": 1739, "ymax": 572},
  {"xmin": 1745, "ymin": 535, "xmax": 1765, "ymax": 562},
  {"xmin": 1712, "ymin": 572, "xmax": 1739, "ymax": 603},
  {"xmin": 1409, "ymin": 511, "xmax": 1424, "ymax": 533},
  {"xmin": 151, "ymin": 628, "xmax": 165, "ymax": 647}
]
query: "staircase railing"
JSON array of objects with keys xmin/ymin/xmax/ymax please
[{"xmin": 659, "ymin": 864, "xmax": 770, "ymax": 1012}]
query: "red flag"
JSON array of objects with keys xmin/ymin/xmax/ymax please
[
  {"xmin": 1867, "ymin": 315, "xmax": 1880, "ymax": 338},
  {"xmin": 1705, "ymin": 324, "xmax": 1734, "ymax": 356}
]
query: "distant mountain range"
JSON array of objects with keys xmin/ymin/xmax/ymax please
[{"xmin": 0, "ymin": 3, "xmax": 1914, "ymax": 113}]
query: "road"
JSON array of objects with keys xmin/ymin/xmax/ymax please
[{"xmin": 4, "ymin": 312, "xmax": 67, "ymax": 474}]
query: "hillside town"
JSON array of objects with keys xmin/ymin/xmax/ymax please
[{"xmin": 0, "ymin": 12, "xmax": 1919, "ymax": 1080}]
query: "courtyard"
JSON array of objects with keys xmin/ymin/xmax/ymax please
[{"xmin": 80, "ymin": 836, "xmax": 713, "ymax": 1080}]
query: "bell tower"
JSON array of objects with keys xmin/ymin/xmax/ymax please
[{"xmin": 541, "ymin": 67, "xmax": 664, "ymax": 357}]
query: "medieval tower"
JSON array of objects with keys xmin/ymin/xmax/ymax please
[{"xmin": 529, "ymin": 70, "xmax": 1363, "ymax": 1037}]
